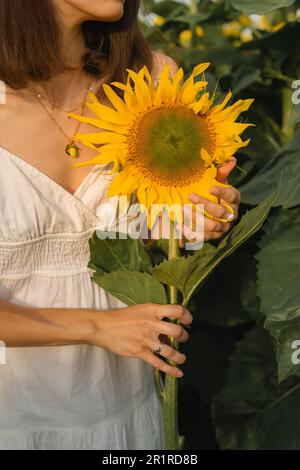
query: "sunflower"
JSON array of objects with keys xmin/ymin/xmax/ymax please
[{"xmin": 69, "ymin": 63, "xmax": 253, "ymax": 227}]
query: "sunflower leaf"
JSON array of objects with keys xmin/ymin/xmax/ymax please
[
  {"xmin": 240, "ymin": 127, "xmax": 300, "ymax": 208},
  {"xmin": 92, "ymin": 271, "xmax": 167, "ymax": 306},
  {"xmin": 229, "ymin": 0, "xmax": 295, "ymax": 15},
  {"xmin": 256, "ymin": 207, "xmax": 300, "ymax": 382},
  {"xmin": 153, "ymin": 191, "xmax": 276, "ymax": 306},
  {"xmin": 213, "ymin": 326, "xmax": 300, "ymax": 450},
  {"xmin": 240, "ymin": 22, "xmax": 300, "ymax": 53},
  {"xmin": 88, "ymin": 232, "xmax": 152, "ymax": 275},
  {"xmin": 288, "ymin": 98, "xmax": 300, "ymax": 127}
]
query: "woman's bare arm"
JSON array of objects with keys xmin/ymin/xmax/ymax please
[
  {"xmin": 0, "ymin": 300, "xmax": 193, "ymax": 378},
  {"xmin": 0, "ymin": 301, "xmax": 96, "ymax": 347}
]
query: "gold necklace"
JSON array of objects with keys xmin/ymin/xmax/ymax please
[
  {"xmin": 31, "ymin": 79, "xmax": 94, "ymax": 158},
  {"xmin": 32, "ymin": 76, "xmax": 95, "ymax": 113}
]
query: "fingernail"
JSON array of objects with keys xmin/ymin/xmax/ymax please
[
  {"xmin": 210, "ymin": 187, "xmax": 220, "ymax": 195},
  {"xmin": 177, "ymin": 370, "xmax": 184, "ymax": 377},
  {"xmin": 226, "ymin": 212, "xmax": 235, "ymax": 222},
  {"xmin": 188, "ymin": 193, "xmax": 198, "ymax": 202}
]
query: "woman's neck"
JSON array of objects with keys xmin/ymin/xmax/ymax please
[{"xmin": 28, "ymin": 11, "xmax": 94, "ymax": 110}]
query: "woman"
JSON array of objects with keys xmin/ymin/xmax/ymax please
[{"xmin": 0, "ymin": 0, "xmax": 240, "ymax": 450}]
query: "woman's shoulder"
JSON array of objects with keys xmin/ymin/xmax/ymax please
[{"xmin": 151, "ymin": 50, "xmax": 179, "ymax": 79}]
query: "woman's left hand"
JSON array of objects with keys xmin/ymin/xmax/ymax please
[{"xmin": 179, "ymin": 157, "xmax": 240, "ymax": 246}]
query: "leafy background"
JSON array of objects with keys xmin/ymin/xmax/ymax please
[{"xmin": 139, "ymin": 0, "xmax": 300, "ymax": 449}]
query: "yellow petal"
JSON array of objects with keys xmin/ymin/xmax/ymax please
[
  {"xmin": 127, "ymin": 69, "xmax": 153, "ymax": 108},
  {"xmin": 181, "ymin": 80, "xmax": 208, "ymax": 105},
  {"xmin": 189, "ymin": 92, "xmax": 212, "ymax": 114},
  {"xmin": 142, "ymin": 66, "xmax": 155, "ymax": 93},
  {"xmin": 185, "ymin": 166, "xmax": 229, "ymax": 203},
  {"xmin": 192, "ymin": 63, "xmax": 210, "ymax": 78},
  {"xmin": 210, "ymin": 91, "xmax": 233, "ymax": 114},
  {"xmin": 172, "ymin": 67, "xmax": 184, "ymax": 99},
  {"xmin": 215, "ymin": 122, "xmax": 254, "ymax": 136},
  {"xmin": 201, "ymin": 147, "xmax": 213, "ymax": 165},
  {"xmin": 211, "ymin": 98, "xmax": 254, "ymax": 124},
  {"xmin": 103, "ymin": 84, "xmax": 129, "ymax": 116},
  {"xmin": 87, "ymin": 91, "xmax": 101, "ymax": 104},
  {"xmin": 155, "ymin": 66, "xmax": 173, "ymax": 104},
  {"xmin": 72, "ymin": 153, "xmax": 117, "ymax": 173},
  {"xmin": 111, "ymin": 82, "xmax": 127, "ymax": 91},
  {"xmin": 181, "ymin": 63, "xmax": 210, "ymax": 98},
  {"xmin": 108, "ymin": 170, "xmax": 137, "ymax": 198},
  {"xmin": 74, "ymin": 131, "xmax": 126, "ymax": 145},
  {"xmin": 72, "ymin": 155, "xmax": 103, "ymax": 169},
  {"xmin": 86, "ymin": 103, "xmax": 130, "ymax": 125},
  {"xmin": 68, "ymin": 113, "xmax": 128, "ymax": 134}
]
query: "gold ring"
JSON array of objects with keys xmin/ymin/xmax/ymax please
[
  {"xmin": 153, "ymin": 343, "xmax": 164, "ymax": 354},
  {"xmin": 204, "ymin": 201, "xmax": 235, "ymax": 224}
]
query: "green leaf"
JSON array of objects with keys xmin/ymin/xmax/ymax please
[
  {"xmin": 153, "ymin": 192, "xmax": 276, "ymax": 306},
  {"xmin": 146, "ymin": 0, "xmax": 185, "ymax": 17},
  {"xmin": 170, "ymin": 13, "xmax": 211, "ymax": 24},
  {"xmin": 288, "ymin": 100, "xmax": 300, "ymax": 126},
  {"xmin": 240, "ymin": 128, "xmax": 300, "ymax": 208},
  {"xmin": 184, "ymin": 325, "xmax": 234, "ymax": 402},
  {"xmin": 153, "ymin": 243, "xmax": 216, "ymax": 298},
  {"xmin": 231, "ymin": 64, "xmax": 261, "ymax": 94},
  {"xmin": 92, "ymin": 271, "xmax": 168, "ymax": 306},
  {"xmin": 193, "ymin": 242, "xmax": 262, "ymax": 327},
  {"xmin": 240, "ymin": 22, "xmax": 300, "ymax": 53},
  {"xmin": 229, "ymin": 0, "xmax": 296, "ymax": 15},
  {"xmin": 256, "ymin": 207, "xmax": 300, "ymax": 381},
  {"xmin": 213, "ymin": 326, "xmax": 300, "ymax": 450},
  {"xmin": 239, "ymin": 125, "xmax": 281, "ymax": 166},
  {"xmin": 88, "ymin": 232, "xmax": 152, "ymax": 274}
]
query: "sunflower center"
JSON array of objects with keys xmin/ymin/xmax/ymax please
[{"xmin": 128, "ymin": 106, "xmax": 215, "ymax": 186}]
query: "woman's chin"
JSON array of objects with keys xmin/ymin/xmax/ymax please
[
  {"xmin": 92, "ymin": 3, "xmax": 125, "ymax": 22},
  {"xmin": 104, "ymin": 10, "xmax": 124, "ymax": 22},
  {"xmin": 89, "ymin": 10, "xmax": 123, "ymax": 22}
]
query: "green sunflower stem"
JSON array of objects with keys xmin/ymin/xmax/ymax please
[
  {"xmin": 190, "ymin": 0, "xmax": 198, "ymax": 15},
  {"xmin": 161, "ymin": 221, "xmax": 185, "ymax": 450},
  {"xmin": 282, "ymin": 86, "xmax": 294, "ymax": 142},
  {"xmin": 190, "ymin": 0, "xmax": 198, "ymax": 49}
]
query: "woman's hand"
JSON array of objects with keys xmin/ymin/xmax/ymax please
[
  {"xmin": 179, "ymin": 157, "xmax": 240, "ymax": 245},
  {"xmin": 86, "ymin": 303, "xmax": 193, "ymax": 378}
]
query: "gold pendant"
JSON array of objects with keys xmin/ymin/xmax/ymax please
[{"xmin": 65, "ymin": 142, "xmax": 79, "ymax": 158}]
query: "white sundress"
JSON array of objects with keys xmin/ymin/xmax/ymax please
[{"xmin": 0, "ymin": 146, "xmax": 164, "ymax": 450}]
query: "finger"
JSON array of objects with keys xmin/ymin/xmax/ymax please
[
  {"xmin": 146, "ymin": 340, "xmax": 187, "ymax": 365},
  {"xmin": 188, "ymin": 214, "xmax": 231, "ymax": 233},
  {"xmin": 210, "ymin": 186, "xmax": 241, "ymax": 205},
  {"xmin": 204, "ymin": 218, "xmax": 231, "ymax": 234},
  {"xmin": 178, "ymin": 219, "xmax": 229, "ymax": 243},
  {"xmin": 140, "ymin": 349, "xmax": 184, "ymax": 378},
  {"xmin": 153, "ymin": 304, "xmax": 193, "ymax": 325},
  {"xmin": 204, "ymin": 231, "xmax": 228, "ymax": 241},
  {"xmin": 178, "ymin": 237, "xmax": 185, "ymax": 248},
  {"xmin": 216, "ymin": 157, "xmax": 237, "ymax": 184},
  {"xmin": 177, "ymin": 215, "xmax": 232, "ymax": 246},
  {"xmin": 177, "ymin": 222, "xmax": 203, "ymax": 242},
  {"xmin": 154, "ymin": 320, "xmax": 190, "ymax": 342},
  {"xmin": 188, "ymin": 194, "xmax": 232, "ymax": 220}
]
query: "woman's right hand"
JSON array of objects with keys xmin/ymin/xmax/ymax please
[{"xmin": 87, "ymin": 303, "xmax": 193, "ymax": 378}]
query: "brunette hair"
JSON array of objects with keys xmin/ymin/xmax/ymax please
[{"xmin": 0, "ymin": 0, "xmax": 153, "ymax": 92}]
